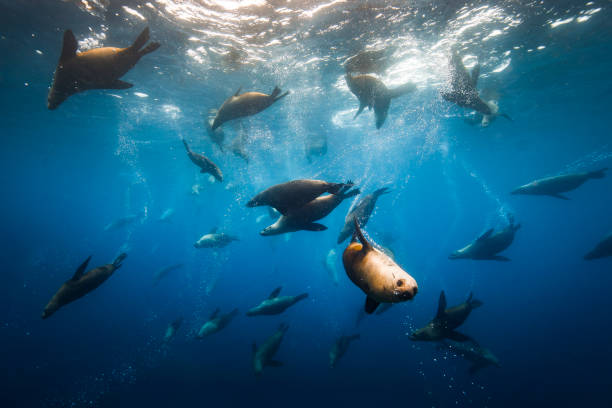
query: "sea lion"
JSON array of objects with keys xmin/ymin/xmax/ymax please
[
  {"xmin": 104, "ymin": 214, "xmax": 140, "ymax": 231},
  {"xmin": 152, "ymin": 263, "xmax": 183, "ymax": 286},
  {"xmin": 247, "ymin": 179, "xmax": 353, "ymax": 215},
  {"xmin": 41, "ymin": 253, "xmax": 127, "ymax": 319},
  {"xmin": 182, "ymin": 139, "xmax": 223, "ymax": 182},
  {"xmin": 329, "ymin": 334, "xmax": 360, "ymax": 368},
  {"xmin": 440, "ymin": 52, "xmax": 511, "ymax": 121},
  {"xmin": 337, "ymin": 187, "xmax": 390, "ymax": 244},
  {"xmin": 211, "ymin": 86, "xmax": 289, "ymax": 130},
  {"xmin": 252, "ymin": 323, "xmax": 289, "ymax": 376},
  {"xmin": 410, "ymin": 291, "xmax": 482, "ymax": 342},
  {"xmin": 449, "ymin": 215, "xmax": 520, "ymax": 261},
  {"xmin": 438, "ymin": 339, "xmax": 500, "ymax": 374},
  {"xmin": 511, "ymin": 168, "xmax": 607, "ymax": 200},
  {"xmin": 324, "ymin": 248, "xmax": 340, "ymax": 286},
  {"xmin": 230, "ymin": 131, "xmax": 250, "ymax": 163},
  {"xmin": 260, "ymin": 185, "xmax": 360, "ymax": 236},
  {"xmin": 584, "ymin": 232, "xmax": 612, "ymax": 260},
  {"xmin": 47, "ymin": 27, "xmax": 160, "ymax": 110},
  {"xmin": 305, "ymin": 134, "xmax": 327, "ymax": 163},
  {"xmin": 344, "ymin": 49, "xmax": 391, "ymax": 75},
  {"xmin": 194, "ymin": 228, "xmax": 238, "ymax": 249},
  {"xmin": 158, "ymin": 208, "xmax": 175, "ymax": 222},
  {"xmin": 246, "ymin": 287, "xmax": 308, "ymax": 316},
  {"xmin": 342, "ymin": 220, "xmax": 418, "ymax": 314},
  {"xmin": 196, "ymin": 308, "xmax": 239, "ymax": 339},
  {"xmin": 346, "ymin": 74, "xmax": 416, "ymax": 129},
  {"xmin": 163, "ymin": 317, "xmax": 183, "ymax": 344}
]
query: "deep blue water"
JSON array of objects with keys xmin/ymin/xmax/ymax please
[{"xmin": 1, "ymin": 1, "xmax": 612, "ymax": 407}]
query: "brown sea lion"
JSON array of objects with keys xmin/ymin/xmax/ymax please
[
  {"xmin": 342, "ymin": 221, "xmax": 417, "ymax": 314},
  {"xmin": 41, "ymin": 253, "xmax": 127, "ymax": 319},
  {"xmin": 211, "ymin": 86, "xmax": 289, "ymax": 130},
  {"xmin": 182, "ymin": 139, "xmax": 223, "ymax": 182},
  {"xmin": 47, "ymin": 27, "xmax": 160, "ymax": 110},
  {"xmin": 247, "ymin": 179, "xmax": 353, "ymax": 215}
]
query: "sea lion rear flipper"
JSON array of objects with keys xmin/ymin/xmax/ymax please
[
  {"xmin": 354, "ymin": 102, "xmax": 366, "ymax": 119},
  {"xmin": 303, "ymin": 223, "xmax": 327, "ymax": 231},
  {"xmin": 107, "ymin": 80, "xmax": 133, "ymax": 90},
  {"xmin": 131, "ymin": 27, "xmax": 150, "ymax": 52},
  {"xmin": 139, "ymin": 42, "xmax": 160, "ymax": 56},
  {"xmin": 268, "ymin": 286, "xmax": 282, "ymax": 299},
  {"xmin": 72, "ymin": 255, "xmax": 92, "ymax": 281},
  {"xmin": 549, "ymin": 193, "xmax": 570, "ymax": 200},
  {"xmin": 353, "ymin": 220, "xmax": 372, "ymax": 251},
  {"xmin": 365, "ymin": 296, "xmax": 380, "ymax": 314},
  {"xmin": 60, "ymin": 30, "xmax": 78, "ymax": 63},
  {"xmin": 436, "ymin": 290, "xmax": 447, "ymax": 318},
  {"xmin": 477, "ymin": 228, "xmax": 494, "ymax": 241},
  {"xmin": 446, "ymin": 331, "xmax": 470, "ymax": 342},
  {"xmin": 268, "ymin": 360, "xmax": 283, "ymax": 367},
  {"xmin": 209, "ymin": 308, "xmax": 220, "ymax": 320}
]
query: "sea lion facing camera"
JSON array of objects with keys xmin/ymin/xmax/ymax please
[{"xmin": 211, "ymin": 86, "xmax": 289, "ymax": 130}]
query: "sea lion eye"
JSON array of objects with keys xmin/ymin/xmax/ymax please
[{"xmin": 396, "ymin": 279, "xmax": 404, "ymax": 287}]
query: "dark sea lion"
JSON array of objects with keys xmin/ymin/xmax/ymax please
[
  {"xmin": 252, "ymin": 323, "xmax": 289, "ymax": 376},
  {"xmin": 103, "ymin": 213, "xmax": 140, "ymax": 231},
  {"xmin": 439, "ymin": 339, "xmax": 500, "ymax": 374},
  {"xmin": 337, "ymin": 187, "xmax": 390, "ymax": 244},
  {"xmin": 346, "ymin": 74, "xmax": 415, "ymax": 129},
  {"xmin": 163, "ymin": 317, "xmax": 183, "ymax": 343},
  {"xmin": 343, "ymin": 221, "xmax": 417, "ymax": 314},
  {"xmin": 344, "ymin": 49, "xmax": 391, "ymax": 75},
  {"xmin": 246, "ymin": 286, "xmax": 308, "ymax": 316},
  {"xmin": 182, "ymin": 139, "xmax": 223, "ymax": 182},
  {"xmin": 196, "ymin": 308, "xmax": 239, "ymax": 338},
  {"xmin": 511, "ymin": 168, "xmax": 607, "ymax": 200},
  {"xmin": 41, "ymin": 253, "xmax": 127, "ymax": 319},
  {"xmin": 410, "ymin": 291, "xmax": 482, "ymax": 342},
  {"xmin": 329, "ymin": 334, "xmax": 360, "ymax": 368},
  {"xmin": 584, "ymin": 232, "xmax": 612, "ymax": 260},
  {"xmin": 152, "ymin": 263, "xmax": 183, "ymax": 286},
  {"xmin": 47, "ymin": 27, "xmax": 160, "ymax": 110},
  {"xmin": 260, "ymin": 185, "xmax": 360, "ymax": 236},
  {"xmin": 449, "ymin": 215, "xmax": 520, "ymax": 261},
  {"xmin": 247, "ymin": 179, "xmax": 353, "ymax": 215},
  {"xmin": 211, "ymin": 86, "xmax": 289, "ymax": 130}
]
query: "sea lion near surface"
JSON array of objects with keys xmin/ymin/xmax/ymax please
[
  {"xmin": 194, "ymin": 228, "xmax": 238, "ymax": 249},
  {"xmin": 337, "ymin": 187, "xmax": 390, "ymax": 244},
  {"xmin": 196, "ymin": 308, "xmax": 239, "ymax": 338},
  {"xmin": 344, "ymin": 49, "xmax": 392, "ymax": 75},
  {"xmin": 252, "ymin": 323, "xmax": 289, "ymax": 376},
  {"xmin": 260, "ymin": 185, "xmax": 360, "ymax": 236},
  {"xmin": 449, "ymin": 215, "xmax": 520, "ymax": 261},
  {"xmin": 346, "ymin": 74, "xmax": 416, "ymax": 129},
  {"xmin": 438, "ymin": 339, "xmax": 500, "ymax": 374},
  {"xmin": 211, "ymin": 86, "xmax": 289, "ymax": 130},
  {"xmin": 410, "ymin": 291, "xmax": 482, "ymax": 342},
  {"xmin": 47, "ymin": 27, "xmax": 160, "ymax": 110},
  {"xmin": 584, "ymin": 232, "xmax": 612, "ymax": 260},
  {"xmin": 182, "ymin": 139, "xmax": 223, "ymax": 182},
  {"xmin": 511, "ymin": 168, "xmax": 607, "ymax": 200},
  {"xmin": 342, "ymin": 220, "xmax": 418, "ymax": 314},
  {"xmin": 246, "ymin": 287, "xmax": 308, "ymax": 316},
  {"xmin": 247, "ymin": 179, "xmax": 354, "ymax": 215},
  {"xmin": 329, "ymin": 334, "xmax": 360, "ymax": 368},
  {"xmin": 42, "ymin": 253, "xmax": 127, "ymax": 319}
]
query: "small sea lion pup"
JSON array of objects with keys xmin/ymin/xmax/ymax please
[
  {"xmin": 48, "ymin": 27, "xmax": 160, "ymax": 110},
  {"xmin": 247, "ymin": 179, "xmax": 354, "ymax": 215},
  {"xmin": 252, "ymin": 323, "xmax": 289, "ymax": 376},
  {"xmin": 182, "ymin": 139, "xmax": 223, "ymax": 182},
  {"xmin": 449, "ymin": 214, "xmax": 520, "ymax": 261},
  {"xmin": 211, "ymin": 86, "xmax": 289, "ymax": 130},
  {"xmin": 42, "ymin": 253, "xmax": 127, "ymax": 319},
  {"xmin": 511, "ymin": 168, "xmax": 607, "ymax": 200},
  {"xmin": 343, "ymin": 220, "xmax": 417, "ymax": 314}
]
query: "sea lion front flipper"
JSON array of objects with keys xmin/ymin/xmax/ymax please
[
  {"xmin": 550, "ymin": 193, "xmax": 570, "ymax": 200},
  {"xmin": 107, "ymin": 80, "xmax": 133, "ymax": 89},
  {"xmin": 436, "ymin": 290, "xmax": 447, "ymax": 318},
  {"xmin": 72, "ymin": 255, "xmax": 92, "ymax": 281},
  {"xmin": 303, "ymin": 223, "xmax": 327, "ymax": 231},
  {"xmin": 268, "ymin": 286, "xmax": 282, "ymax": 299},
  {"xmin": 446, "ymin": 331, "xmax": 470, "ymax": 342},
  {"xmin": 354, "ymin": 102, "xmax": 366, "ymax": 119},
  {"xmin": 477, "ymin": 228, "xmax": 494, "ymax": 241},
  {"xmin": 365, "ymin": 296, "xmax": 380, "ymax": 314},
  {"xmin": 60, "ymin": 30, "xmax": 78, "ymax": 63},
  {"xmin": 268, "ymin": 360, "xmax": 283, "ymax": 367},
  {"xmin": 234, "ymin": 86, "xmax": 243, "ymax": 96},
  {"xmin": 353, "ymin": 220, "xmax": 372, "ymax": 251}
]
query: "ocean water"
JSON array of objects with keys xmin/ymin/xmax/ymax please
[{"xmin": 1, "ymin": 1, "xmax": 611, "ymax": 407}]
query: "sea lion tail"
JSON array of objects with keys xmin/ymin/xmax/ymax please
[
  {"xmin": 271, "ymin": 86, "xmax": 289, "ymax": 102},
  {"xmin": 588, "ymin": 168, "xmax": 608, "ymax": 179},
  {"xmin": 140, "ymin": 42, "xmax": 161, "ymax": 56},
  {"xmin": 182, "ymin": 139, "xmax": 191, "ymax": 152},
  {"xmin": 113, "ymin": 253, "xmax": 127, "ymax": 269},
  {"xmin": 131, "ymin": 27, "xmax": 150, "ymax": 52},
  {"xmin": 295, "ymin": 293, "xmax": 309, "ymax": 302}
]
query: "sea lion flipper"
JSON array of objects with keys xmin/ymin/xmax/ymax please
[
  {"xmin": 446, "ymin": 331, "xmax": 471, "ymax": 342},
  {"xmin": 60, "ymin": 30, "xmax": 78, "ymax": 63},
  {"xmin": 139, "ymin": 42, "xmax": 160, "ymax": 56},
  {"xmin": 352, "ymin": 219, "xmax": 372, "ymax": 251},
  {"xmin": 234, "ymin": 86, "xmax": 242, "ymax": 96},
  {"xmin": 107, "ymin": 79, "xmax": 133, "ymax": 90},
  {"xmin": 477, "ymin": 228, "xmax": 494, "ymax": 241},
  {"xmin": 354, "ymin": 102, "xmax": 366, "ymax": 119},
  {"xmin": 364, "ymin": 296, "xmax": 380, "ymax": 314},
  {"xmin": 436, "ymin": 290, "xmax": 447, "ymax": 318},
  {"xmin": 131, "ymin": 27, "xmax": 150, "ymax": 52},
  {"xmin": 303, "ymin": 223, "xmax": 327, "ymax": 231},
  {"xmin": 268, "ymin": 286, "xmax": 282, "ymax": 299},
  {"xmin": 72, "ymin": 255, "xmax": 92, "ymax": 281}
]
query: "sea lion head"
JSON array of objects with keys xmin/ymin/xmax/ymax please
[
  {"xmin": 409, "ymin": 323, "xmax": 437, "ymax": 341},
  {"xmin": 41, "ymin": 301, "xmax": 59, "ymax": 319}
]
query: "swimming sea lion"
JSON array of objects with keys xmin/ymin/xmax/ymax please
[
  {"xmin": 47, "ymin": 27, "xmax": 160, "ymax": 110},
  {"xmin": 41, "ymin": 253, "xmax": 127, "ymax": 319},
  {"xmin": 410, "ymin": 291, "xmax": 482, "ymax": 342},
  {"xmin": 194, "ymin": 227, "xmax": 238, "ymax": 248},
  {"xmin": 247, "ymin": 179, "xmax": 353, "ymax": 215},
  {"xmin": 438, "ymin": 339, "xmax": 500, "ymax": 374},
  {"xmin": 305, "ymin": 134, "xmax": 328, "ymax": 163},
  {"xmin": 329, "ymin": 334, "xmax": 360, "ymax": 368},
  {"xmin": 260, "ymin": 185, "xmax": 360, "ymax": 236},
  {"xmin": 344, "ymin": 49, "xmax": 392, "ymax": 75},
  {"xmin": 196, "ymin": 308, "xmax": 239, "ymax": 339},
  {"xmin": 449, "ymin": 215, "xmax": 520, "ymax": 261},
  {"xmin": 163, "ymin": 317, "xmax": 183, "ymax": 344},
  {"xmin": 211, "ymin": 86, "xmax": 289, "ymax": 130},
  {"xmin": 324, "ymin": 248, "xmax": 340, "ymax": 286},
  {"xmin": 182, "ymin": 139, "xmax": 223, "ymax": 182},
  {"xmin": 230, "ymin": 131, "xmax": 250, "ymax": 163},
  {"xmin": 252, "ymin": 323, "xmax": 289, "ymax": 376},
  {"xmin": 103, "ymin": 214, "xmax": 140, "ymax": 231},
  {"xmin": 337, "ymin": 187, "xmax": 390, "ymax": 244},
  {"xmin": 342, "ymin": 220, "xmax": 418, "ymax": 314},
  {"xmin": 511, "ymin": 168, "xmax": 607, "ymax": 200},
  {"xmin": 346, "ymin": 74, "xmax": 416, "ymax": 129},
  {"xmin": 158, "ymin": 208, "xmax": 175, "ymax": 222},
  {"xmin": 152, "ymin": 263, "xmax": 183, "ymax": 286},
  {"xmin": 584, "ymin": 232, "xmax": 612, "ymax": 260},
  {"xmin": 246, "ymin": 287, "xmax": 309, "ymax": 316}
]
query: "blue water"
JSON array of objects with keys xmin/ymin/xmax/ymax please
[{"xmin": 2, "ymin": 1, "xmax": 611, "ymax": 407}]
